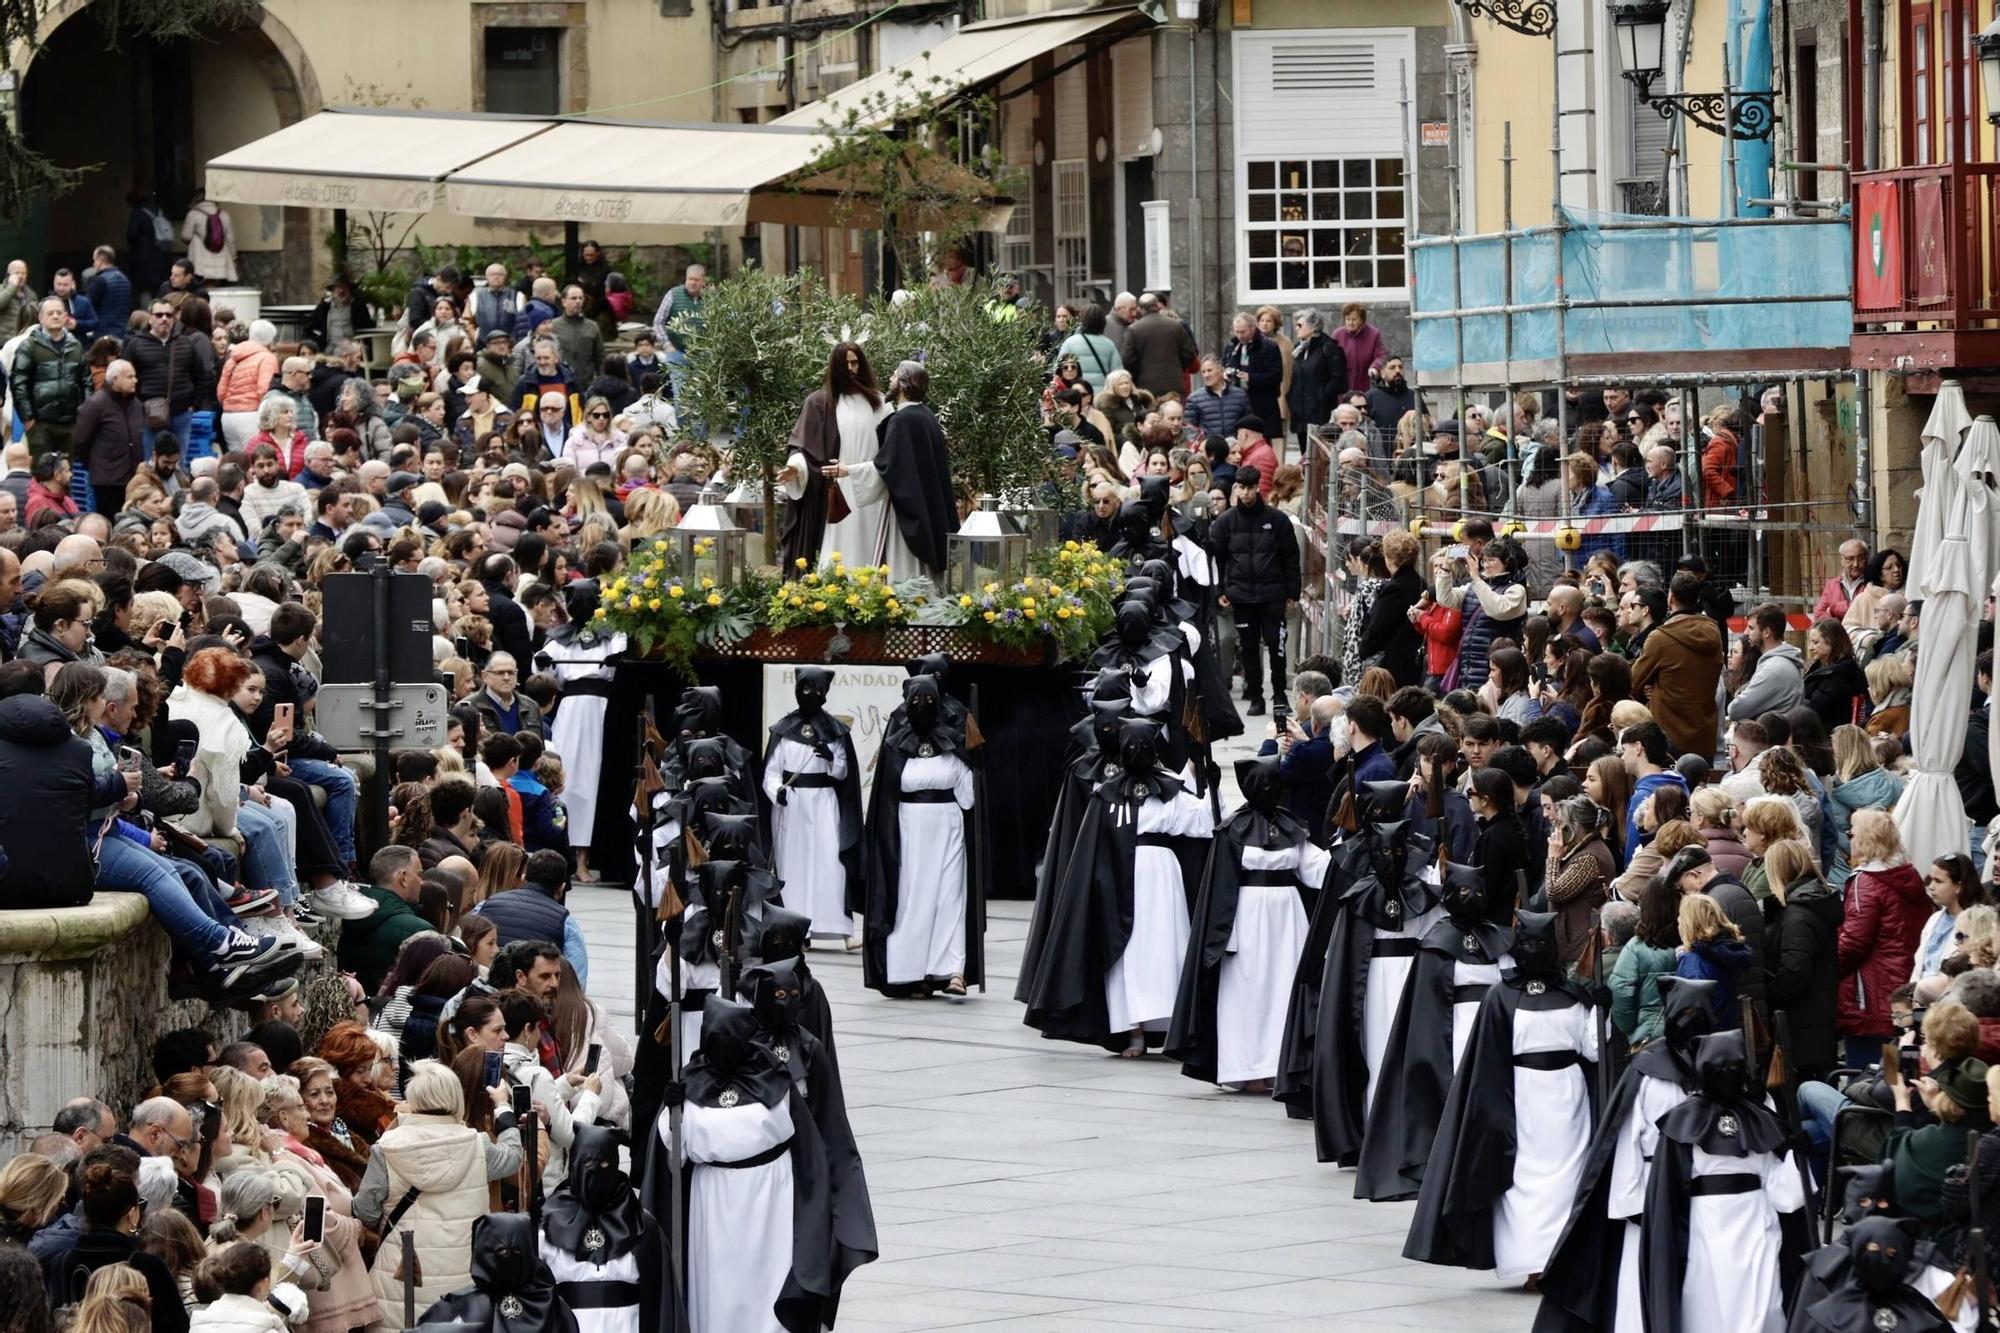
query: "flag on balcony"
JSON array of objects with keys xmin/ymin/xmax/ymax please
[{"xmin": 1855, "ymin": 180, "xmax": 1903, "ymax": 312}]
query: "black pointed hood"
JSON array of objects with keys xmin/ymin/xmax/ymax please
[
  {"xmin": 1439, "ymin": 861, "xmax": 1512, "ymax": 959},
  {"xmin": 1657, "ymin": 1030, "xmax": 1790, "ymax": 1154},
  {"xmin": 884, "ymin": 675, "xmax": 961, "ymax": 757},
  {"xmin": 1101, "ymin": 718, "xmax": 1182, "ymax": 806},
  {"xmin": 758, "ymin": 906, "xmax": 811, "ymax": 964},
  {"xmin": 741, "ymin": 957, "xmax": 807, "ymax": 1034},
  {"xmin": 684, "ymin": 996, "xmax": 792, "ymax": 1109},
  {"xmin": 675, "ymin": 686, "xmax": 724, "ymax": 738},
  {"xmin": 1225, "ymin": 755, "xmax": 1302, "ymax": 848},
  {"xmin": 793, "ymin": 666, "xmax": 834, "ymax": 715},
  {"xmin": 543, "ymin": 1124, "xmax": 644, "ymax": 1262},
  {"xmin": 1841, "ymin": 1163, "xmax": 1900, "ymax": 1225},
  {"xmin": 1629, "ymin": 976, "xmax": 1720, "ymax": 1085},
  {"xmin": 702, "ymin": 812, "xmax": 761, "ymax": 862}
]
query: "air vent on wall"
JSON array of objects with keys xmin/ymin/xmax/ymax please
[{"xmin": 1271, "ymin": 44, "xmax": 1376, "ymax": 93}]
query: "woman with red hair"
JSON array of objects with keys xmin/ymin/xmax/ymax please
[{"xmin": 316, "ymin": 1021, "xmax": 398, "ymax": 1147}]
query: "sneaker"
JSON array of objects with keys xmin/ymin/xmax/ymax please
[
  {"xmin": 214, "ymin": 931, "xmax": 285, "ymax": 967},
  {"xmin": 239, "ymin": 916, "xmax": 324, "ymax": 962},
  {"xmin": 291, "ymin": 903, "xmax": 326, "ymax": 928},
  {"xmin": 211, "ymin": 950, "xmax": 304, "ymax": 999},
  {"xmin": 310, "ymin": 881, "xmax": 378, "ymax": 921},
  {"xmin": 227, "ymin": 886, "xmax": 280, "ymax": 916}
]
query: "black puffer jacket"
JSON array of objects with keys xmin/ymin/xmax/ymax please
[
  {"xmin": 1763, "ymin": 874, "xmax": 1844, "ymax": 1079},
  {"xmin": 1205, "ymin": 496, "xmax": 1301, "ymax": 605},
  {"xmin": 0, "ymin": 694, "xmax": 100, "ymax": 907},
  {"xmin": 1802, "ymin": 656, "xmax": 1868, "ymax": 730}
]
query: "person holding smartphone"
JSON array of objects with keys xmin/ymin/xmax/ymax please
[{"xmin": 1880, "ymin": 1001, "xmax": 1994, "ymax": 1222}]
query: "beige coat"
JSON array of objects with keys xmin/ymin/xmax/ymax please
[{"xmin": 366, "ymin": 1115, "xmax": 493, "ymax": 1323}]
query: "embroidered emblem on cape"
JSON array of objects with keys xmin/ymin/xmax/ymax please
[
  {"xmin": 1525, "ymin": 980, "xmax": 1546, "ymax": 996},
  {"xmin": 1384, "ymin": 899, "xmax": 1401, "ymax": 920},
  {"xmin": 711, "ymin": 929, "xmax": 725, "ymax": 950},
  {"xmin": 1873, "ymin": 1310, "xmax": 1898, "ymax": 1331},
  {"xmin": 1719, "ymin": 1114, "xmax": 1739, "ymax": 1138},
  {"xmin": 717, "ymin": 1088, "xmax": 740, "ymax": 1108},
  {"xmin": 917, "ymin": 742, "xmax": 935, "ymax": 758},
  {"xmin": 500, "ymin": 1296, "xmax": 525, "ymax": 1319},
  {"xmin": 1463, "ymin": 933, "xmax": 1480, "ymax": 953},
  {"xmin": 583, "ymin": 1227, "xmax": 607, "ymax": 1254},
  {"xmin": 772, "ymin": 1043, "xmax": 790, "ymax": 1064},
  {"xmin": 801, "ymin": 724, "xmax": 815, "ymax": 739}
]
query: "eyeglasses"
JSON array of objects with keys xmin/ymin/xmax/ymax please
[{"xmin": 588, "ymin": 411, "xmax": 609, "ymax": 420}]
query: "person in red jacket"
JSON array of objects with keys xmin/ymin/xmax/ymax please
[
  {"xmin": 1700, "ymin": 405, "xmax": 1741, "ymax": 507},
  {"xmin": 1411, "ymin": 590, "xmax": 1463, "ymax": 692},
  {"xmin": 1234, "ymin": 418, "xmax": 1280, "ymax": 492},
  {"xmin": 1837, "ymin": 809, "xmax": 1933, "ymax": 1067}
]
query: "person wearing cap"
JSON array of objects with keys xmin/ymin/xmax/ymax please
[
  {"xmin": 985, "ymin": 274, "xmax": 1025, "ymax": 322},
  {"xmin": 1233, "ymin": 418, "xmax": 1279, "ymax": 497},
  {"xmin": 377, "ymin": 471, "xmax": 419, "ymax": 528},
  {"xmin": 450, "ymin": 375, "xmax": 511, "ymax": 452},
  {"xmin": 475, "ymin": 327, "xmax": 518, "ymax": 406}
]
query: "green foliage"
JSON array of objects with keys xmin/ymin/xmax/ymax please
[
  {"xmin": 0, "ymin": 120, "xmax": 91, "ymax": 223},
  {"xmin": 807, "ymin": 74, "xmax": 1019, "ymax": 283},
  {"xmin": 673, "ymin": 266, "xmax": 860, "ymax": 476},
  {"xmin": 594, "ymin": 540, "xmax": 765, "ymax": 679},
  {"xmin": 868, "ymin": 282, "xmax": 1052, "ymax": 494}
]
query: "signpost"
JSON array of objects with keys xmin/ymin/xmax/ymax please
[{"xmin": 318, "ymin": 568, "xmax": 448, "ymax": 853}]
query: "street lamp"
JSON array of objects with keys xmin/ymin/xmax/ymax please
[
  {"xmin": 1980, "ymin": 16, "xmax": 2000, "ymax": 122},
  {"xmin": 1610, "ymin": 0, "xmax": 1777, "ymax": 140}
]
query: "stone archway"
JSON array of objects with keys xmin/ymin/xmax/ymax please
[{"xmin": 13, "ymin": 2, "xmax": 321, "ymax": 296}]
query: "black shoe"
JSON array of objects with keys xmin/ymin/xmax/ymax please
[{"xmin": 1246, "ymin": 700, "xmax": 1266, "ymax": 716}]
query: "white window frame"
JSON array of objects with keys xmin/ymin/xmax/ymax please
[
  {"xmin": 1231, "ymin": 28, "xmax": 1416, "ymax": 307},
  {"xmin": 1001, "ymin": 187, "xmax": 1034, "ymax": 280}
]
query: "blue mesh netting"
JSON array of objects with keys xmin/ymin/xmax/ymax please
[{"xmin": 1413, "ymin": 206, "xmax": 1851, "ymax": 371}]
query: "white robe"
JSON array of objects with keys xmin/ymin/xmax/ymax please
[
  {"xmin": 1492, "ymin": 1002, "xmax": 1599, "ymax": 1284},
  {"xmin": 1673, "ymin": 1142, "xmax": 1806, "ymax": 1333},
  {"xmin": 681, "ymin": 1098, "xmax": 795, "ymax": 1333},
  {"xmin": 778, "ymin": 392, "xmax": 890, "ymax": 570},
  {"xmin": 547, "ymin": 631, "xmax": 627, "ymax": 846},
  {"xmin": 1105, "ymin": 788, "xmax": 1214, "ymax": 1034},
  {"xmin": 541, "ymin": 1234, "xmax": 643, "ymax": 1333},
  {"xmin": 882, "ymin": 752, "xmax": 975, "ymax": 984},
  {"xmin": 1214, "ymin": 836, "xmax": 1329, "ymax": 1085},
  {"xmin": 763, "ymin": 735, "xmax": 853, "ymax": 938},
  {"xmin": 1449, "ymin": 957, "xmax": 1506, "ymax": 1069},
  {"xmin": 1360, "ymin": 866, "xmax": 1444, "ymax": 1118},
  {"xmin": 1607, "ymin": 1073, "xmax": 1690, "ymax": 1332}
]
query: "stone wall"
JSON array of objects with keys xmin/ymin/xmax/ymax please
[{"xmin": 0, "ymin": 896, "xmax": 265, "ymax": 1156}]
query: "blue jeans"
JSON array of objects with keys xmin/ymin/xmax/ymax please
[
  {"xmin": 235, "ymin": 799, "xmax": 299, "ymax": 906},
  {"xmin": 96, "ymin": 835, "xmax": 232, "ymax": 956},
  {"xmin": 286, "ymin": 757, "xmax": 357, "ymax": 865}
]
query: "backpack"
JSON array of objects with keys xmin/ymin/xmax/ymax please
[
  {"xmin": 148, "ymin": 206, "xmax": 173, "ymax": 248},
  {"xmin": 201, "ymin": 205, "xmax": 226, "ymax": 254}
]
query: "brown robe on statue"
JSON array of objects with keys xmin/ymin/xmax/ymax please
[{"xmin": 780, "ymin": 388, "xmax": 847, "ymax": 578}]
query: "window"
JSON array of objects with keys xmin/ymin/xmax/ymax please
[
  {"xmin": 1795, "ymin": 37, "xmax": 1820, "ymax": 202},
  {"xmin": 1911, "ymin": 6, "xmax": 1933, "ymax": 165},
  {"xmin": 1054, "ymin": 159, "xmax": 1089, "ymax": 305},
  {"xmin": 485, "ymin": 28, "xmax": 562, "ymax": 116},
  {"xmin": 1002, "ymin": 189, "xmax": 1034, "ymax": 282},
  {"xmin": 1242, "ymin": 157, "xmax": 1406, "ymax": 294},
  {"xmin": 1234, "ymin": 29, "xmax": 1414, "ymax": 302}
]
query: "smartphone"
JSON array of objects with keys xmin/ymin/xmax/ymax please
[
  {"xmin": 455, "ymin": 636, "xmax": 471, "ymax": 660},
  {"xmin": 510, "ymin": 1082, "xmax": 532, "ymax": 1116},
  {"xmin": 300, "ymin": 1195, "xmax": 325, "ymax": 1245},
  {"xmin": 1899, "ymin": 1047, "xmax": 1921, "ymax": 1083},
  {"xmin": 274, "ymin": 703, "xmax": 294, "ymax": 728},
  {"xmin": 1270, "ymin": 699, "xmax": 1290, "ymax": 732},
  {"xmin": 175, "ymin": 739, "xmax": 197, "ymax": 771},
  {"xmin": 116, "ymin": 746, "xmax": 142, "ymax": 771},
  {"xmin": 484, "ymin": 1051, "xmax": 504, "ymax": 1088},
  {"xmin": 584, "ymin": 1044, "xmax": 603, "ymax": 1076}
]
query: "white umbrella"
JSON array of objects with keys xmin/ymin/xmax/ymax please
[
  {"xmin": 1895, "ymin": 422, "xmax": 1978, "ymax": 871},
  {"xmin": 1906, "ymin": 379, "xmax": 1972, "ymax": 597}
]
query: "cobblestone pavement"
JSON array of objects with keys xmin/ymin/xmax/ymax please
[{"xmin": 572, "ymin": 876, "xmax": 1541, "ymax": 1332}]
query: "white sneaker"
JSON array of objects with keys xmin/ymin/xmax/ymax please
[
  {"xmin": 242, "ymin": 914, "xmax": 324, "ymax": 961},
  {"xmin": 310, "ymin": 881, "xmax": 378, "ymax": 920}
]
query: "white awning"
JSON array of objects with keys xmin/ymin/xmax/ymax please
[
  {"xmin": 205, "ymin": 109, "xmax": 555, "ymax": 213},
  {"xmin": 771, "ymin": 3, "xmax": 1155, "ymax": 129},
  {"xmin": 442, "ymin": 120, "xmax": 836, "ymax": 228}
]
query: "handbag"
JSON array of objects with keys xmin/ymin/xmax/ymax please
[{"xmin": 142, "ymin": 336, "xmax": 177, "ymax": 430}]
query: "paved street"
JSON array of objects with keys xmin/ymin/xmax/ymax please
[{"xmin": 570, "ymin": 874, "xmax": 1541, "ymax": 1332}]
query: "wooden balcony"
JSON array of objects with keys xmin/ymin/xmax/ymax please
[{"xmin": 1851, "ymin": 161, "xmax": 2000, "ymax": 372}]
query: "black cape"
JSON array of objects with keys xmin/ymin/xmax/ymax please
[
  {"xmin": 1530, "ymin": 1044, "xmax": 1703, "ymax": 1333},
  {"xmin": 858, "ymin": 714, "xmax": 982, "ymax": 995},
  {"xmin": 759, "ymin": 707, "xmax": 865, "ymax": 915},
  {"xmin": 1639, "ymin": 1090, "xmax": 1809, "ymax": 1333},
  {"xmin": 1021, "ymin": 774, "xmax": 1210, "ymax": 1051},
  {"xmin": 1353, "ymin": 910, "xmax": 1513, "ymax": 1201},
  {"xmin": 1164, "ymin": 808, "xmax": 1321, "ymax": 1085},
  {"xmin": 871, "ymin": 402, "xmax": 958, "ymax": 572},
  {"xmin": 540, "ymin": 1128, "xmax": 682, "ymax": 1333},
  {"xmin": 418, "ymin": 1213, "xmax": 579, "ymax": 1333},
  {"xmin": 1279, "ymin": 826, "xmax": 1439, "ymax": 1161},
  {"xmin": 1402, "ymin": 975, "xmax": 1601, "ymax": 1269}
]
